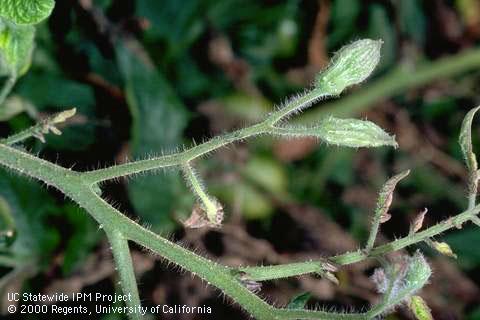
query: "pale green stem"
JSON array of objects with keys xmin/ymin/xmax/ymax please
[
  {"xmin": 0, "ymin": 75, "xmax": 17, "ymax": 107},
  {"xmin": 83, "ymin": 90, "xmax": 330, "ymax": 184},
  {"xmin": 468, "ymin": 188, "xmax": 477, "ymax": 210},
  {"xmin": 181, "ymin": 162, "xmax": 217, "ymax": 222},
  {"xmin": 1, "ymin": 122, "xmax": 45, "ymax": 145},
  {"xmin": 237, "ymin": 261, "xmax": 333, "ymax": 281},
  {"xmin": 265, "ymin": 89, "xmax": 329, "ymax": 125},
  {"xmin": 104, "ymin": 228, "xmax": 142, "ymax": 320},
  {"xmin": 467, "ymin": 173, "xmax": 477, "ymax": 210},
  {"xmin": 365, "ymin": 212, "xmax": 382, "ymax": 252},
  {"xmin": 0, "ymin": 108, "xmax": 76, "ymax": 146},
  {"xmin": 276, "ymin": 309, "xmax": 369, "ymax": 320},
  {"xmin": 0, "ymin": 142, "xmax": 479, "ymax": 319},
  {"xmin": 82, "ymin": 122, "xmax": 269, "ymax": 183},
  {"xmin": 242, "ymin": 204, "xmax": 480, "ymax": 281},
  {"xmin": 471, "ymin": 215, "xmax": 480, "ymax": 227}
]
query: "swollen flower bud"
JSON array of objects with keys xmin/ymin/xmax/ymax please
[
  {"xmin": 316, "ymin": 117, "xmax": 397, "ymax": 148},
  {"xmin": 316, "ymin": 39, "xmax": 382, "ymax": 95}
]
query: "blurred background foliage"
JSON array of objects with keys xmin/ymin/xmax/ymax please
[{"xmin": 1, "ymin": 0, "xmax": 480, "ymax": 319}]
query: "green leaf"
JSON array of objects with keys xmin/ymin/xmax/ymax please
[
  {"xmin": 445, "ymin": 227, "xmax": 480, "ymax": 269},
  {"xmin": 0, "ymin": 95, "xmax": 32, "ymax": 121},
  {"xmin": 0, "ymin": 0, "xmax": 55, "ymax": 25},
  {"xmin": 367, "ymin": 5, "xmax": 396, "ymax": 72},
  {"xmin": 62, "ymin": 204, "xmax": 100, "ymax": 275},
  {"xmin": 409, "ymin": 296, "xmax": 433, "ymax": 320},
  {"xmin": 327, "ymin": 0, "xmax": 360, "ymax": 48},
  {"xmin": 242, "ymin": 156, "xmax": 287, "ymax": 195},
  {"xmin": 287, "ymin": 292, "xmax": 311, "ymax": 310},
  {"xmin": 0, "ymin": 195, "xmax": 15, "ymax": 247},
  {"xmin": 116, "ymin": 43, "xmax": 189, "ymax": 232},
  {"xmin": 0, "ymin": 22, "xmax": 35, "ymax": 75},
  {"xmin": 459, "ymin": 106, "xmax": 480, "ymax": 172},
  {"xmin": 399, "ymin": 0, "xmax": 426, "ymax": 46},
  {"xmin": 0, "ymin": 170, "xmax": 60, "ymax": 265},
  {"xmin": 136, "ymin": 0, "xmax": 204, "ymax": 60},
  {"xmin": 316, "ymin": 39, "xmax": 382, "ymax": 95}
]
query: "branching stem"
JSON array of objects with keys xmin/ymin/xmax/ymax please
[
  {"xmin": 0, "ymin": 142, "xmax": 479, "ymax": 319},
  {"xmin": 83, "ymin": 90, "xmax": 329, "ymax": 184},
  {"xmin": 2, "ymin": 37, "xmax": 480, "ymax": 320}
]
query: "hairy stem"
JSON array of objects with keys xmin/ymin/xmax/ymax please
[
  {"xmin": 0, "ymin": 108, "xmax": 77, "ymax": 146},
  {"xmin": 0, "ymin": 142, "xmax": 479, "ymax": 319},
  {"xmin": 105, "ymin": 229, "xmax": 142, "ymax": 319},
  {"xmin": 181, "ymin": 162, "xmax": 217, "ymax": 222},
  {"xmin": 237, "ymin": 261, "xmax": 335, "ymax": 282},
  {"xmin": 83, "ymin": 89, "xmax": 330, "ymax": 184}
]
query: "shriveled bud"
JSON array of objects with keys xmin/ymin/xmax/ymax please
[
  {"xmin": 316, "ymin": 39, "xmax": 382, "ymax": 95},
  {"xmin": 51, "ymin": 108, "xmax": 77, "ymax": 124},
  {"xmin": 410, "ymin": 208, "xmax": 428, "ymax": 234},
  {"xmin": 322, "ymin": 271, "xmax": 339, "ymax": 285},
  {"xmin": 428, "ymin": 240, "xmax": 457, "ymax": 259},
  {"xmin": 182, "ymin": 163, "xmax": 224, "ymax": 227},
  {"xmin": 379, "ymin": 212, "xmax": 392, "ymax": 223},
  {"xmin": 183, "ymin": 201, "xmax": 224, "ymax": 229},
  {"xmin": 376, "ymin": 170, "xmax": 410, "ymax": 220},
  {"xmin": 409, "ymin": 296, "xmax": 433, "ymax": 320}
]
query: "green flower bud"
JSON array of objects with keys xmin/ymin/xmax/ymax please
[
  {"xmin": 316, "ymin": 117, "xmax": 396, "ymax": 148},
  {"xmin": 272, "ymin": 117, "xmax": 397, "ymax": 148},
  {"xmin": 316, "ymin": 39, "xmax": 382, "ymax": 95}
]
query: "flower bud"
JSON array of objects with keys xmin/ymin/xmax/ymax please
[
  {"xmin": 317, "ymin": 117, "xmax": 397, "ymax": 148},
  {"xmin": 316, "ymin": 39, "xmax": 382, "ymax": 95}
]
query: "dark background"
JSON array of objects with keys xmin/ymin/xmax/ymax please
[{"xmin": 1, "ymin": 0, "xmax": 480, "ymax": 319}]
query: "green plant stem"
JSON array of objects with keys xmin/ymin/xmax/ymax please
[
  {"xmin": 0, "ymin": 141, "xmax": 479, "ymax": 319},
  {"xmin": 237, "ymin": 261, "xmax": 333, "ymax": 281},
  {"xmin": 0, "ymin": 75, "xmax": 17, "ymax": 107},
  {"xmin": 181, "ymin": 162, "xmax": 217, "ymax": 222},
  {"xmin": 266, "ymin": 89, "xmax": 329, "ymax": 125},
  {"xmin": 468, "ymin": 189, "xmax": 477, "ymax": 210},
  {"xmin": 0, "ymin": 122, "xmax": 44, "ymax": 145},
  {"xmin": 297, "ymin": 47, "xmax": 480, "ymax": 122},
  {"xmin": 471, "ymin": 215, "xmax": 480, "ymax": 227},
  {"xmin": 105, "ymin": 228, "xmax": 142, "ymax": 320},
  {"xmin": 277, "ymin": 308, "xmax": 369, "ymax": 320},
  {"xmin": 0, "ymin": 108, "xmax": 76, "ymax": 145},
  {"xmin": 242, "ymin": 204, "xmax": 480, "ymax": 276},
  {"xmin": 83, "ymin": 90, "xmax": 330, "ymax": 184},
  {"xmin": 83, "ymin": 122, "xmax": 269, "ymax": 183},
  {"xmin": 365, "ymin": 214, "xmax": 382, "ymax": 252}
]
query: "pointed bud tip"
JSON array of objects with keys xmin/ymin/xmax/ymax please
[{"xmin": 316, "ymin": 39, "xmax": 383, "ymax": 95}]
